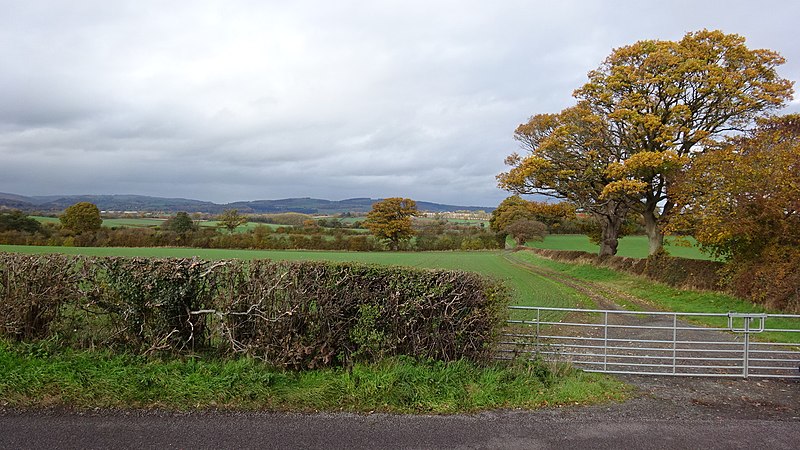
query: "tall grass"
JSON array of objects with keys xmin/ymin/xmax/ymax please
[{"xmin": 0, "ymin": 341, "xmax": 625, "ymax": 412}]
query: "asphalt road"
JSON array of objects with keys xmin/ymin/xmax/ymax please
[{"xmin": 2, "ymin": 395, "xmax": 798, "ymax": 450}]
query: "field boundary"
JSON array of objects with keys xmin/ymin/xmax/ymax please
[{"xmin": 501, "ymin": 306, "xmax": 800, "ymax": 379}]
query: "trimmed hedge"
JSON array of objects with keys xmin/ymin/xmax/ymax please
[{"xmin": 0, "ymin": 253, "xmax": 510, "ymax": 369}]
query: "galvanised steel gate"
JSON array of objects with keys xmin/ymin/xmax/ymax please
[{"xmin": 499, "ymin": 306, "xmax": 800, "ymax": 379}]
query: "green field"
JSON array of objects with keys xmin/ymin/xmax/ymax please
[
  {"xmin": 0, "ymin": 245, "xmax": 586, "ymax": 309},
  {"xmin": 103, "ymin": 217, "xmax": 166, "ymax": 227},
  {"xmin": 33, "ymin": 216, "xmax": 167, "ymax": 228},
  {"xmin": 526, "ymin": 234, "xmax": 711, "ymax": 260},
  {"xmin": 444, "ymin": 219, "xmax": 489, "ymax": 227},
  {"xmin": 30, "ymin": 215, "xmax": 60, "ymax": 224},
  {"xmin": 32, "ymin": 216, "xmax": 285, "ymax": 231},
  {"xmin": 197, "ymin": 220, "xmax": 281, "ymax": 231}
]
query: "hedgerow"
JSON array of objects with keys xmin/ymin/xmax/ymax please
[{"xmin": 0, "ymin": 253, "xmax": 510, "ymax": 369}]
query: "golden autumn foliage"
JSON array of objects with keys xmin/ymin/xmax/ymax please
[
  {"xmin": 670, "ymin": 114, "xmax": 800, "ymax": 311},
  {"xmin": 575, "ymin": 29, "xmax": 793, "ymax": 254},
  {"xmin": 364, "ymin": 197, "xmax": 419, "ymax": 250},
  {"xmin": 60, "ymin": 202, "xmax": 103, "ymax": 234},
  {"xmin": 489, "ymin": 195, "xmax": 574, "ymax": 234},
  {"xmin": 499, "ymin": 29, "xmax": 793, "ymax": 256},
  {"xmin": 497, "ymin": 103, "xmax": 637, "ymax": 255},
  {"xmin": 670, "ymin": 115, "xmax": 800, "ymax": 260}
]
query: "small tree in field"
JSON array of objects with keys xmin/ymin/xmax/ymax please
[
  {"xmin": 162, "ymin": 211, "xmax": 197, "ymax": 234},
  {"xmin": 505, "ymin": 219, "xmax": 548, "ymax": 247},
  {"xmin": 60, "ymin": 202, "xmax": 102, "ymax": 233},
  {"xmin": 217, "ymin": 209, "xmax": 248, "ymax": 233},
  {"xmin": 364, "ymin": 197, "xmax": 419, "ymax": 250}
]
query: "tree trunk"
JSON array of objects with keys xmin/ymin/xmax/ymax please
[
  {"xmin": 595, "ymin": 208, "xmax": 625, "ymax": 256},
  {"xmin": 643, "ymin": 208, "xmax": 664, "ymax": 256}
]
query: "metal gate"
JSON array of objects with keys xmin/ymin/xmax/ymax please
[{"xmin": 498, "ymin": 306, "xmax": 800, "ymax": 379}]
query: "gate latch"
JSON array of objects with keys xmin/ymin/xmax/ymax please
[{"xmin": 727, "ymin": 313, "xmax": 767, "ymax": 333}]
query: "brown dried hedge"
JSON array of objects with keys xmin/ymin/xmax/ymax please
[
  {"xmin": 0, "ymin": 253, "xmax": 509, "ymax": 369},
  {"xmin": 525, "ymin": 248, "xmax": 725, "ymax": 291},
  {"xmin": 524, "ymin": 248, "xmax": 800, "ymax": 313}
]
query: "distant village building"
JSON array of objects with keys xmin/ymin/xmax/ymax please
[{"xmin": 421, "ymin": 210, "xmax": 491, "ymax": 221}]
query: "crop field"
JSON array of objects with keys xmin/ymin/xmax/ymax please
[
  {"xmin": 196, "ymin": 220, "xmax": 281, "ymax": 231},
  {"xmin": 30, "ymin": 215, "xmax": 60, "ymax": 224},
  {"xmin": 103, "ymin": 217, "xmax": 166, "ymax": 227},
  {"xmin": 33, "ymin": 216, "xmax": 167, "ymax": 228},
  {"xmin": 526, "ymin": 234, "xmax": 712, "ymax": 260},
  {"xmin": 0, "ymin": 245, "xmax": 586, "ymax": 309}
]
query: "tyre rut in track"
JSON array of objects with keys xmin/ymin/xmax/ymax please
[{"xmin": 502, "ymin": 251, "xmax": 652, "ymax": 311}]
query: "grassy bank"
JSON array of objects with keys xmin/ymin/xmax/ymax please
[{"xmin": 0, "ymin": 341, "xmax": 625, "ymax": 413}]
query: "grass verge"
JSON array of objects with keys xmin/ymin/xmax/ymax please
[{"xmin": 0, "ymin": 341, "xmax": 626, "ymax": 413}]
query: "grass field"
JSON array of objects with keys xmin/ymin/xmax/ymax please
[
  {"xmin": 30, "ymin": 215, "xmax": 60, "ymax": 224},
  {"xmin": 33, "ymin": 216, "xmax": 285, "ymax": 231},
  {"xmin": 197, "ymin": 220, "xmax": 281, "ymax": 231},
  {"xmin": 103, "ymin": 217, "xmax": 166, "ymax": 227},
  {"xmin": 0, "ymin": 245, "xmax": 587, "ymax": 309},
  {"xmin": 34, "ymin": 216, "xmax": 168, "ymax": 228},
  {"xmin": 526, "ymin": 234, "xmax": 712, "ymax": 260}
]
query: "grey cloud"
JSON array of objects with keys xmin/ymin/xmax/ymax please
[{"xmin": 1, "ymin": 0, "xmax": 797, "ymax": 206}]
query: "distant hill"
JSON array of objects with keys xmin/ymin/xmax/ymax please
[{"xmin": 0, "ymin": 193, "xmax": 492, "ymax": 215}]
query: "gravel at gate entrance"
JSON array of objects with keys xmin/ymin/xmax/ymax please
[
  {"xmin": 610, "ymin": 375, "xmax": 799, "ymax": 421},
  {"xmin": 506, "ymin": 255, "xmax": 800, "ymax": 421}
]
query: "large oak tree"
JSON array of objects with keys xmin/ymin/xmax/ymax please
[
  {"xmin": 498, "ymin": 104, "xmax": 641, "ymax": 256},
  {"xmin": 576, "ymin": 29, "xmax": 793, "ymax": 255},
  {"xmin": 500, "ymin": 30, "xmax": 793, "ymax": 256}
]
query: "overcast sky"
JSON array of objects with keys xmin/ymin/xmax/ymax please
[{"xmin": 1, "ymin": 0, "xmax": 798, "ymax": 207}]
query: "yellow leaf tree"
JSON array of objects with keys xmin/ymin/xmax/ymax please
[
  {"xmin": 669, "ymin": 115, "xmax": 800, "ymax": 311},
  {"xmin": 575, "ymin": 29, "xmax": 793, "ymax": 255},
  {"xmin": 670, "ymin": 115, "xmax": 800, "ymax": 260},
  {"xmin": 60, "ymin": 202, "xmax": 103, "ymax": 233},
  {"xmin": 364, "ymin": 197, "xmax": 419, "ymax": 250},
  {"xmin": 501, "ymin": 30, "xmax": 793, "ymax": 256},
  {"xmin": 498, "ymin": 104, "xmax": 641, "ymax": 256}
]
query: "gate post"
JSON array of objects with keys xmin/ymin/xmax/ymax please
[{"xmin": 743, "ymin": 317, "xmax": 750, "ymax": 379}]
